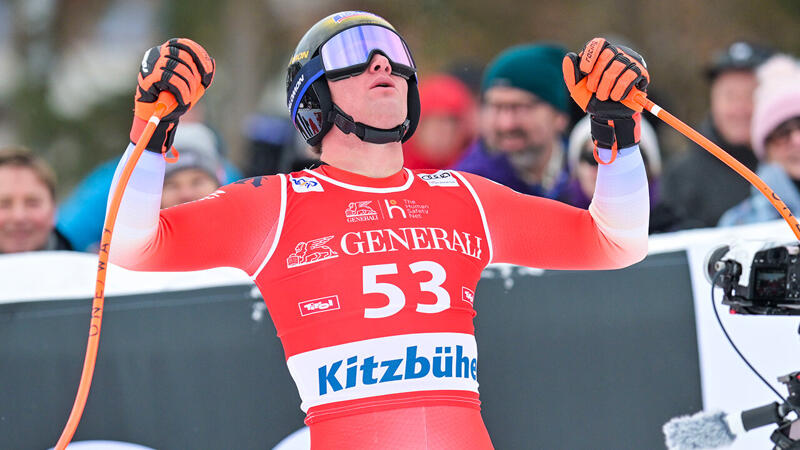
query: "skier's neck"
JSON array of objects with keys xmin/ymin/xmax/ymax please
[{"xmin": 320, "ymin": 130, "xmax": 404, "ymax": 178}]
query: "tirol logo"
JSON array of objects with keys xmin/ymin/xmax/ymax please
[
  {"xmin": 317, "ymin": 345, "xmax": 478, "ymax": 395},
  {"xmin": 290, "ymin": 176, "xmax": 324, "ymax": 193},
  {"xmin": 299, "ymin": 295, "xmax": 341, "ymax": 317},
  {"xmin": 287, "ymin": 236, "xmax": 339, "ymax": 268},
  {"xmin": 462, "ymin": 287, "xmax": 475, "ymax": 306},
  {"xmin": 418, "ymin": 170, "xmax": 459, "ymax": 187},
  {"xmin": 345, "ymin": 201, "xmax": 378, "ymax": 223}
]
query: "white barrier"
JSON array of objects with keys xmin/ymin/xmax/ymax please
[{"xmin": 2, "ymin": 220, "xmax": 798, "ymax": 448}]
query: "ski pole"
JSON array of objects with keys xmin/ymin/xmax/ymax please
[
  {"xmin": 54, "ymin": 92, "xmax": 177, "ymax": 450},
  {"xmin": 575, "ymin": 77, "xmax": 800, "ymax": 241}
]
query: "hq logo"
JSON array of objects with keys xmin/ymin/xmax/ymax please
[
  {"xmin": 290, "ymin": 176, "xmax": 324, "ymax": 193},
  {"xmin": 317, "ymin": 345, "xmax": 478, "ymax": 395}
]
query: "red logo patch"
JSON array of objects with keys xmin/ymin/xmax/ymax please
[
  {"xmin": 298, "ymin": 295, "xmax": 341, "ymax": 317},
  {"xmin": 462, "ymin": 287, "xmax": 475, "ymax": 305}
]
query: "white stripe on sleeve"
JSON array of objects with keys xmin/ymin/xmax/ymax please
[
  {"xmin": 588, "ymin": 145, "xmax": 650, "ymax": 267},
  {"xmin": 106, "ymin": 144, "xmax": 166, "ymax": 265}
]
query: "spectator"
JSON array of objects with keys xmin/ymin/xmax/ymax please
[
  {"xmin": 161, "ymin": 122, "xmax": 226, "ymax": 208},
  {"xmin": 563, "ymin": 114, "xmax": 696, "ymax": 233},
  {"xmin": 402, "ymin": 74, "xmax": 477, "ymax": 169},
  {"xmin": 563, "ymin": 114, "xmax": 662, "ymax": 209},
  {"xmin": 57, "ymin": 122, "xmax": 239, "ymax": 251},
  {"xmin": 719, "ymin": 55, "xmax": 800, "ymax": 226},
  {"xmin": 661, "ymin": 41, "xmax": 773, "ymax": 228},
  {"xmin": 453, "ymin": 43, "xmax": 570, "ymax": 198},
  {"xmin": 0, "ymin": 146, "xmax": 72, "ymax": 253}
]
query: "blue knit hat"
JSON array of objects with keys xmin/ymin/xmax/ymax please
[{"xmin": 481, "ymin": 43, "xmax": 569, "ymax": 113}]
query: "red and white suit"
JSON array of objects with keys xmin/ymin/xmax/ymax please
[{"xmin": 108, "ymin": 144, "xmax": 649, "ymax": 449}]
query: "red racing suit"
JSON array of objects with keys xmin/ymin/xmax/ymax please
[{"xmin": 108, "ymin": 145, "xmax": 649, "ymax": 448}]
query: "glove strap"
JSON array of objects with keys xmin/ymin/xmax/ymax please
[
  {"xmin": 590, "ymin": 112, "xmax": 641, "ymax": 163},
  {"xmin": 130, "ymin": 116, "xmax": 179, "ymax": 154},
  {"xmin": 592, "ymin": 142, "xmax": 618, "ymax": 166}
]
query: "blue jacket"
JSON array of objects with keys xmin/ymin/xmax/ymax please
[
  {"xmin": 57, "ymin": 157, "xmax": 243, "ymax": 252},
  {"xmin": 718, "ymin": 164, "xmax": 800, "ymax": 227}
]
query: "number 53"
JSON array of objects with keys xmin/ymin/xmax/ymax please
[{"xmin": 362, "ymin": 261, "xmax": 450, "ymax": 319}]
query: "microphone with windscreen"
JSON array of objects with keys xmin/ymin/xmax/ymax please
[{"xmin": 663, "ymin": 403, "xmax": 782, "ymax": 449}]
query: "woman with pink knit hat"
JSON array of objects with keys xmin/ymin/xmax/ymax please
[{"xmin": 718, "ymin": 55, "xmax": 800, "ymax": 226}]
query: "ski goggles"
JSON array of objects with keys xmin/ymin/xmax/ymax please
[{"xmin": 320, "ymin": 25, "xmax": 416, "ymax": 81}]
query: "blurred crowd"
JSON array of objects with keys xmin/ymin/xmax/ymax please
[{"xmin": 2, "ymin": 38, "xmax": 799, "ymax": 255}]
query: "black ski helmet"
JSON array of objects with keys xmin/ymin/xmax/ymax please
[{"xmin": 286, "ymin": 11, "xmax": 420, "ymax": 146}]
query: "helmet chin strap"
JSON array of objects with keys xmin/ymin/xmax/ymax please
[{"xmin": 328, "ymin": 104, "xmax": 410, "ymax": 144}]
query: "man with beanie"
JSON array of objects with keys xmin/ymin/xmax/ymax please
[
  {"xmin": 719, "ymin": 55, "xmax": 800, "ymax": 226},
  {"xmin": 453, "ymin": 43, "xmax": 570, "ymax": 198},
  {"xmin": 661, "ymin": 41, "xmax": 773, "ymax": 228}
]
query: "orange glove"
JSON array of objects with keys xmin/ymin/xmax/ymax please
[
  {"xmin": 563, "ymin": 38, "xmax": 648, "ymax": 154},
  {"xmin": 130, "ymin": 38, "xmax": 215, "ymax": 153}
]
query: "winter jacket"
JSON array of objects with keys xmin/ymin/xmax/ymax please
[
  {"xmin": 660, "ymin": 116, "xmax": 759, "ymax": 228},
  {"xmin": 718, "ymin": 163, "xmax": 800, "ymax": 226}
]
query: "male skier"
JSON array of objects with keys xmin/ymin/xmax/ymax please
[{"xmin": 109, "ymin": 11, "xmax": 650, "ymax": 449}]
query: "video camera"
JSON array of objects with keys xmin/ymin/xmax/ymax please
[
  {"xmin": 707, "ymin": 243, "xmax": 800, "ymax": 315},
  {"xmin": 664, "ymin": 242, "xmax": 800, "ymax": 449}
]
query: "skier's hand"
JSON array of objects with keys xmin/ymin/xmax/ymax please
[
  {"xmin": 130, "ymin": 38, "xmax": 215, "ymax": 153},
  {"xmin": 563, "ymin": 38, "xmax": 648, "ymax": 153}
]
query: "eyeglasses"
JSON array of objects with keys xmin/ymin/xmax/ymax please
[
  {"xmin": 766, "ymin": 117, "xmax": 800, "ymax": 146},
  {"xmin": 320, "ymin": 25, "xmax": 416, "ymax": 81},
  {"xmin": 483, "ymin": 97, "xmax": 545, "ymax": 116}
]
